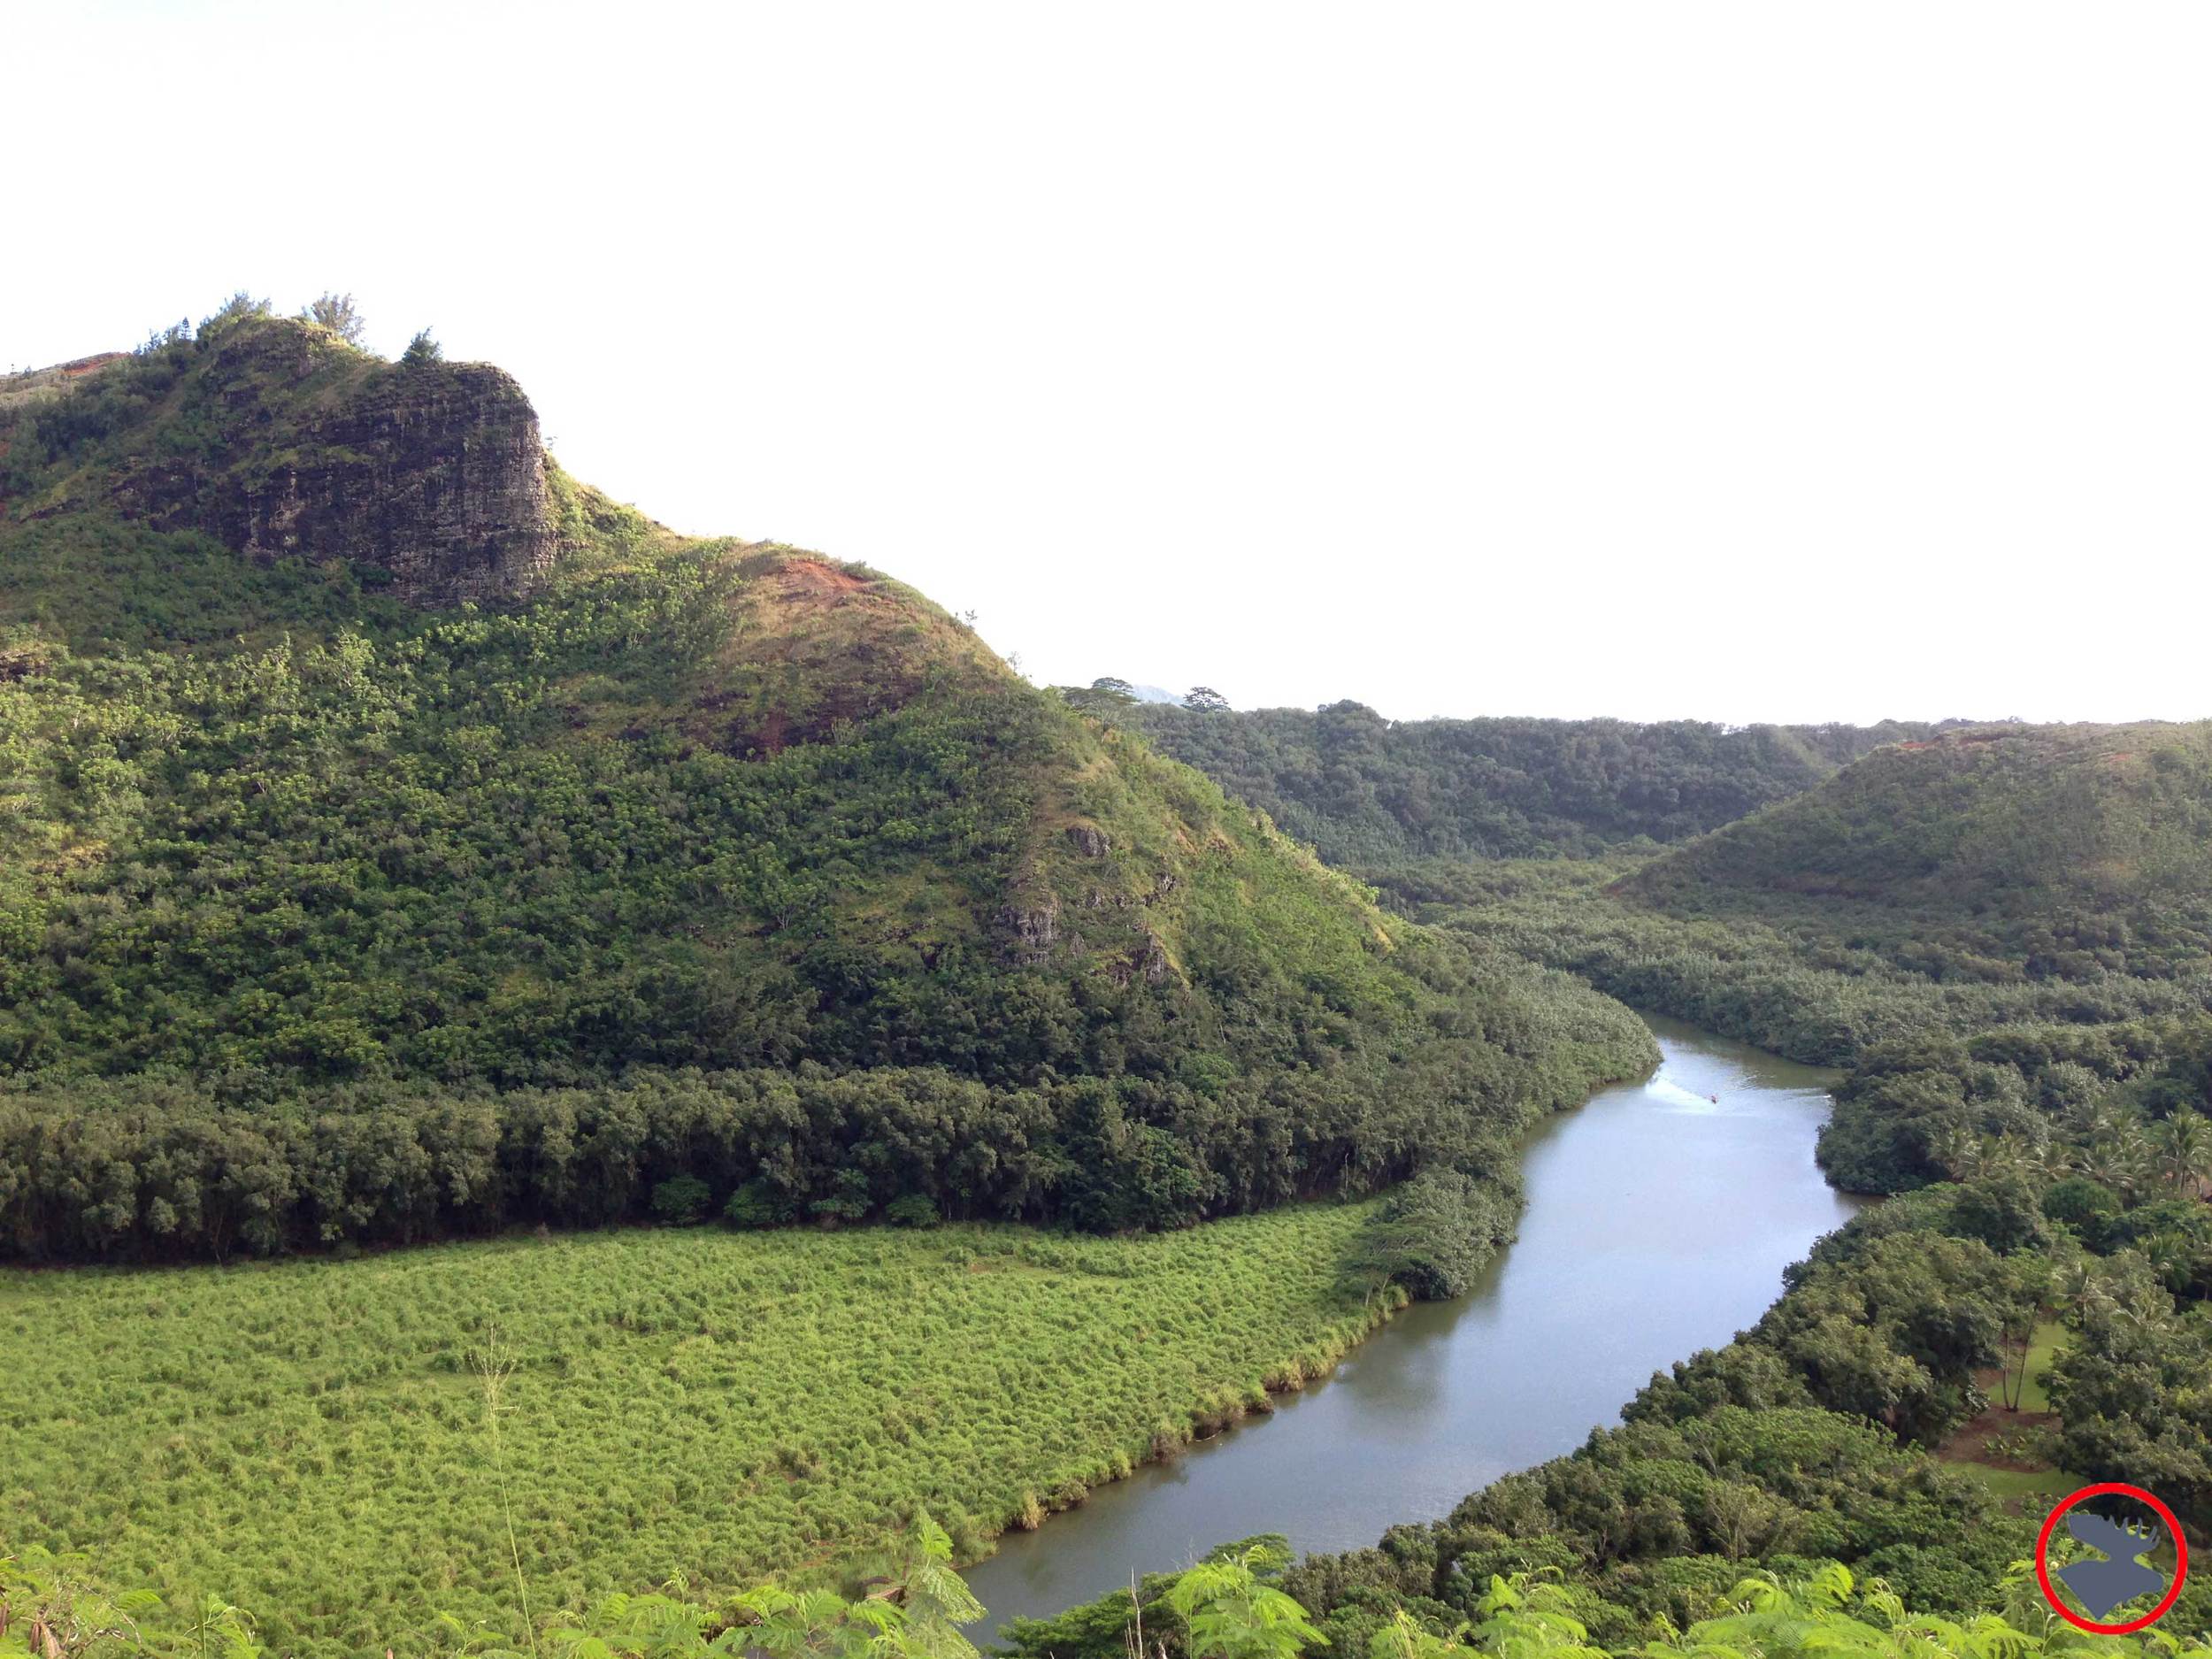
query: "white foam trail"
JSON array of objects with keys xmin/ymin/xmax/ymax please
[{"xmin": 1648, "ymin": 1076, "xmax": 1724, "ymax": 1112}]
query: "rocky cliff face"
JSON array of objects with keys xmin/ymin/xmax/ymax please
[
  {"xmin": 9, "ymin": 319, "xmax": 558, "ymax": 608},
  {"xmin": 223, "ymin": 361, "xmax": 557, "ymax": 607},
  {"xmin": 137, "ymin": 328, "xmax": 557, "ymax": 606}
]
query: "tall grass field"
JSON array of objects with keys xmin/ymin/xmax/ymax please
[{"xmin": 3, "ymin": 1203, "xmax": 1395, "ymax": 1656}]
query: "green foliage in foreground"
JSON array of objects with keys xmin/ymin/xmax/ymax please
[
  {"xmin": 1419, "ymin": 1563, "xmax": 2212, "ymax": 1659},
  {"xmin": 1006, "ymin": 1548, "xmax": 2212, "ymax": 1659},
  {"xmin": 1, "ymin": 1510, "xmax": 987, "ymax": 1659},
  {"xmin": 0, "ymin": 1206, "xmax": 1405, "ymax": 1657},
  {"xmin": 16, "ymin": 1528, "xmax": 2208, "ymax": 1659}
]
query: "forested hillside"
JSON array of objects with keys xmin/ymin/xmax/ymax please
[
  {"xmin": 1080, "ymin": 695, "xmax": 1940, "ymax": 864},
  {"xmin": 1627, "ymin": 722, "xmax": 2212, "ymax": 936},
  {"xmin": 0, "ymin": 306, "xmax": 1652, "ymax": 1260},
  {"xmin": 1418, "ymin": 725, "xmax": 2212, "ymax": 1189}
]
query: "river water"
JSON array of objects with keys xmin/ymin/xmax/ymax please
[{"xmin": 964, "ymin": 1016, "xmax": 1861, "ymax": 1640}]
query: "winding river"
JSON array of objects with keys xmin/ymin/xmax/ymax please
[{"xmin": 964, "ymin": 1016, "xmax": 1861, "ymax": 1641}]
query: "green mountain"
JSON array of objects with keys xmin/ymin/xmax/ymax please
[
  {"xmin": 0, "ymin": 307, "xmax": 1649, "ymax": 1260},
  {"xmin": 1090, "ymin": 696, "xmax": 1942, "ymax": 866},
  {"xmin": 1623, "ymin": 720, "xmax": 2212, "ymax": 976}
]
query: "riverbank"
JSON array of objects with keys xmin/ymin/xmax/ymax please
[
  {"xmin": 964, "ymin": 1019, "xmax": 1856, "ymax": 1640},
  {"xmin": 0, "ymin": 1202, "xmax": 1405, "ymax": 1656},
  {"xmin": 1, "ymin": 1023, "xmax": 1809, "ymax": 1658}
]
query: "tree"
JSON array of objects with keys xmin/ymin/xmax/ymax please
[
  {"xmin": 1091, "ymin": 678, "xmax": 1138, "ymax": 703},
  {"xmin": 1184, "ymin": 687, "xmax": 1230, "ymax": 713},
  {"xmin": 649, "ymin": 1173, "xmax": 711, "ymax": 1225},
  {"xmin": 2071, "ymin": 1107, "xmax": 2154, "ymax": 1202},
  {"xmin": 300, "ymin": 291, "xmax": 366, "ymax": 345},
  {"xmin": 1354, "ymin": 1168, "xmax": 1509, "ymax": 1299},
  {"xmin": 402, "ymin": 328, "xmax": 444, "ymax": 366},
  {"xmin": 1165, "ymin": 1543, "xmax": 1325, "ymax": 1659},
  {"xmin": 1993, "ymin": 1254, "xmax": 2053, "ymax": 1411},
  {"xmin": 200, "ymin": 291, "xmax": 273, "ymax": 334},
  {"xmin": 864, "ymin": 1510, "xmax": 983, "ymax": 1659},
  {"xmin": 2154, "ymin": 1108, "xmax": 2210, "ymax": 1195}
]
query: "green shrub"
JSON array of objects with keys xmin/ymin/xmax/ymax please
[
  {"xmin": 2042, "ymin": 1175, "xmax": 2121, "ymax": 1243},
  {"xmin": 723, "ymin": 1179, "xmax": 791, "ymax": 1229},
  {"xmin": 649, "ymin": 1174, "xmax": 712, "ymax": 1225},
  {"xmin": 805, "ymin": 1169, "xmax": 872, "ymax": 1227},
  {"xmin": 887, "ymin": 1194, "xmax": 940, "ymax": 1228}
]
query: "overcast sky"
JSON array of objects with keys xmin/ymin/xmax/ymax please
[{"xmin": 7, "ymin": 2, "xmax": 2208, "ymax": 724}]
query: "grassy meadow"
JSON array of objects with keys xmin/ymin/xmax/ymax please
[{"xmin": 2, "ymin": 1203, "xmax": 1395, "ymax": 1657}]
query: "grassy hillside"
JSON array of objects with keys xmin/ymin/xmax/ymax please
[
  {"xmin": 1085, "ymin": 696, "xmax": 1939, "ymax": 864},
  {"xmin": 0, "ymin": 1203, "xmax": 1399, "ymax": 1656},
  {"xmin": 0, "ymin": 311, "xmax": 1654, "ymax": 1260},
  {"xmin": 1624, "ymin": 722, "xmax": 2212, "ymax": 959}
]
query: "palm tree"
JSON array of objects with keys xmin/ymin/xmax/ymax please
[
  {"xmin": 1984, "ymin": 1131, "xmax": 2054, "ymax": 1186},
  {"xmin": 1928, "ymin": 1124, "xmax": 1985, "ymax": 1183},
  {"xmin": 2072, "ymin": 1108, "xmax": 2154, "ymax": 1203},
  {"xmin": 2153, "ymin": 1108, "xmax": 2212, "ymax": 1197},
  {"xmin": 2049, "ymin": 1254, "xmax": 2111, "ymax": 1334}
]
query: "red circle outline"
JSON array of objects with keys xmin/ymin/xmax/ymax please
[{"xmin": 2035, "ymin": 1482, "xmax": 2188, "ymax": 1634}]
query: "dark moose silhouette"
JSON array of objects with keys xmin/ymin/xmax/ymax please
[{"xmin": 2056, "ymin": 1510, "xmax": 2167, "ymax": 1619}]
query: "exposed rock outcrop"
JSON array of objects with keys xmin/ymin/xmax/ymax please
[
  {"xmin": 997, "ymin": 902, "xmax": 1062, "ymax": 965},
  {"xmin": 89, "ymin": 321, "xmax": 558, "ymax": 607},
  {"xmin": 224, "ymin": 362, "xmax": 557, "ymax": 606}
]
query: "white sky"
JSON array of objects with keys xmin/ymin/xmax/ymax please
[{"xmin": 7, "ymin": 2, "xmax": 2208, "ymax": 725}]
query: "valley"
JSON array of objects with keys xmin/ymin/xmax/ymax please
[
  {"xmin": 4, "ymin": 314, "xmax": 2210, "ymax": 1657},
  {"xmin": 964, "ymin": 1019, "xmax": 1857, "ymax": 1641}
]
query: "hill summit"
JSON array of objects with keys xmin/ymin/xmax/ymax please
[
  {"xmin": 0, "ymin": 307, "xmax": 1650, "ymax": 1260},
  {"xmin": 4, "ymin": 315, "xmax": 554, "ymax": 605}
]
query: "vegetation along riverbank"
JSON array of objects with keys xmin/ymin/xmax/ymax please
[
  {"xmin": 2, "ymin": 1204, "xmax": 1425, "ymax": 1655},
  {"xmin": 1005, "ymin": 710, "xmax": 2212, "ymax": 1650}
]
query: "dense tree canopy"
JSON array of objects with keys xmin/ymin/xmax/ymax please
[{"xmin": 1083, "ymin": 699, "xmax": 1943, "ymax": 864}]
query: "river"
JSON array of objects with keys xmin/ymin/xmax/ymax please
[{"xmin": 963, "ymin": 1016, "xmax": 1862, "ymax": 1641}]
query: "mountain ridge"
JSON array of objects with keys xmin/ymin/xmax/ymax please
[
  {"xmin": 1087, "ymin": 696, "xmax": 1953, "ymax": 865},
  {"xmin": 0, "ymin": 309, "xmax": 1654, "ymax": 1260}
]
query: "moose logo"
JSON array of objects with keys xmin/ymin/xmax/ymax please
[
  {"xmin": 2036, "ymin": 1483, "xmax": 2188, "ymax": 1634},
  {"xmin": 2057, "ymin": 1511, "xmax": 2166, "ymax": 1618}
]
